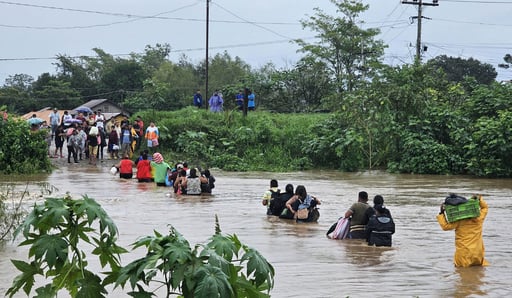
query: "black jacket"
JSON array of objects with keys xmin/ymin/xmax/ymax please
[{"xmin": 366, "ymin": 214, "xmax": 395, "ymax": 247}]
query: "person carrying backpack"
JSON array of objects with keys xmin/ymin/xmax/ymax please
[
  {"xmin": 261, "ymin": 179, "xmax": 279, "ymax": 215},
  {"xmin": 269, "ymin": 184, "xmax": 294, "ymax": 217}
]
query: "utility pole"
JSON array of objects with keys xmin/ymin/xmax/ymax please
[
  {"xmin": 401, "ymin": 0, "xmax": 439, "ymax": 64},
  {"xmin": 205, "ymin": 0, "xmax": 210, "ymax": 110}
]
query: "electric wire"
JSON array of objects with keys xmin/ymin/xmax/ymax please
[{"xmin": 211, "ymin": 2, "xmax": 293, "ymax": 40}]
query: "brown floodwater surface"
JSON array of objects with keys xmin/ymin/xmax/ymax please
[{"xmin": 1, "ymin": 166, "xmax": 511, "ymax": 297}]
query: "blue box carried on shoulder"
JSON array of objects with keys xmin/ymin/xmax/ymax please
[{"xmin": 444, "ymin": 199, "xmax": 480, "ymax": 223}]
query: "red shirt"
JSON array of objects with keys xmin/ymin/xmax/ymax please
[
  {"xmin": 119, "ymin": 159, "xmax": 133, "ymax": 174},
  {"xmin": 136, "ymin": 160, "xmax": 152, "ymax": 179},
  {"xmin": 138, "ymin": 120, "xmax": 144, "ymax": 137}
]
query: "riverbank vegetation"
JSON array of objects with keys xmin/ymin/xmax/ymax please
[
  {"xmin": 2, "ymin": 0, "xmax": 512, "ymax": 177},
  {"xmin": 0, "ymin": 119, "xmax": 52, "ymax": 175},
  {"xmin": 135, "ymin": 81, "xmax": 512, "ymax": 178},
  {"xmin": 6, "ymin": 195, "xmax": 274, "ymax": 298}
]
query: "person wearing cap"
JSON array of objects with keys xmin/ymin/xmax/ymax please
[
  {"xmin": 150, "ymin": 152, "xmax": 170, "ymax": 186},
  {"xmin": 366, "ymin": 204, "xmax": 395, "ymax": 247},
  {"xmin": 49, "ymin": 108, "xmax": 60, "ymax": 139},
  {"xmin": 437, "ymin": 195, "xmax": 489, "ymax": 267}
]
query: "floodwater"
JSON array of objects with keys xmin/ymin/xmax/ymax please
[{"xmin": 1, "ymin": 165, "xmax": 512, "ymax": 297}]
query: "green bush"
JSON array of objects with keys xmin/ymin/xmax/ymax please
[
  {"xmin": 7, "ymin": 196, "xmax": 275, "ymax": 298},
  {"xmin": 465, "ymin": 111, "xmax": 512, "ymax": 177},
  {"xmin": 0, "ymin": 119, "xmax": 52, "ymax": 174},
  {"xmin": 135, "ymin": 108, "xmax": 325, "ymax": 171}
]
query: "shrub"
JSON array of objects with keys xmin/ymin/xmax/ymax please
[
  {"xmin": 7, "ymin": 195, "xmax": 126, "ymax": 297},
  {"xmin": 114, "ymin": 216, "xmax": 275, "ymax": 298},
  {"xmin": 0, "ymin": 119, "xmax": 52, "ymax": 174},
  {"xmin": 7, "ymin": 196, "xmax": 275, "ymax": 298}
]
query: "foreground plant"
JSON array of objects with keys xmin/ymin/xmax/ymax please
[
  {"xmin": 6, "ymin": 194, "xmax": 126, "ymax": 297},
  {"xmin": 113, "ymin": 216, "xmax": 275, "ymax": 298}
]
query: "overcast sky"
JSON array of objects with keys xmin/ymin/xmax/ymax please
[{"xmin": 1, "ymin": 0, "xmax": 511, "ymax": 85}]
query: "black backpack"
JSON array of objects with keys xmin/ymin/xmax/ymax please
[
  {"xmin": 268, "ymin": 189, "xmax": 284, "ymax": 216},
  {"xmin": 444, "ymin": 194, "xmax": 468, "ymax": 206}
]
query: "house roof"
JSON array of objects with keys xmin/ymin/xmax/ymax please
[
  {"xmin": 21, "ymin": 107, "xmax": 125, "ymax": 123},
  {"xmin": 21, "ymin": 107, "xmax": 59, "ymax": 121},
  {"xmin": 76, "ymin": 99, "xmax": 110, "ymax": 109},
  {"xmin": 72, "ymin": 99, "xmax": 129, "ymax": 116}
]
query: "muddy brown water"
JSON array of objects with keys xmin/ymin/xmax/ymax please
[{"xmin": 1, "ymin": 164, "xmax": 511, "ymax": 297}]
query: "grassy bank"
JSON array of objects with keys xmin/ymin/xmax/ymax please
[{"xmin": 135, "ymin": 107, "xmax": 330, "ymax": 172}]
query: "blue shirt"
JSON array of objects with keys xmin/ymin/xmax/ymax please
[{"xmin": 248, "ymin": 93, "xmax": 255, "ymax": 108}]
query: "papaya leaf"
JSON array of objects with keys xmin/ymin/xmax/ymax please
[
  {"xmin": 201, "ymin": 247, "xmax": 232, "ymax": 274},
  {"xmin": 74, "ymin": 195, "xmax": 117, "ymax": 237},
  {"xmin": 193, "ymin": 264, "xmax": 233, "ymax": 298},
  {"xmin": 32, "ymin": 234, "xmax": 68, "ymax": 270},
  {"xmin": 50, "ymin": 262, "xmax": 82, "ymax": 296},
  {"xmin": 16, "ymin": 204, "xmax": 41, "ymax": 238},
  {"xmin": 131, "ymin": 235, "xmax": 157, "ymax": 250},
  {"xmin": 162, "ymin": 240, "xmax": 193, "ymax": 266},
  {"xmin": 206, "ymin": 233, "xmax": 237, "ymax": 260},
  {"xmin": 234, "ymin": 276, "xmax": 270, "ymax": 298},
  {"xmin": 240, "ymin": 248, "xmax": 274, "ymax": 288},
  {"xmin": 226, "ymin": 234, "xmax": 243, "ymax": 252},
  {"xmin": 41, "ymin": 198, "xmax": 70, "ymax": 227},
  {"xmin": 6, "ymin": 260, "xmax": 42, "ymax": 297},
  {"xmin": 91, "ymin": 235, "xmax": 126, "ymax": 269},
  {"xmin": 76, "ymin": 271, "xmax": 108, "ymax": 298},
  {"xmin": 127, "ymin": 284, "xmax": 156, "ymax": 298},
  {"xmin": 34, "ymin": 284, "xmax": 58, "ymax": 298}
]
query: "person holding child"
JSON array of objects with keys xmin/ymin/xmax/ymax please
[{"xmin": 285, "ymin": 185, "xmax": 321, "ymax": 222}]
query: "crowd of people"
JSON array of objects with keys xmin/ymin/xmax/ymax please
[
  {"xmin": 27, "ymin": 105, "xmax": 488, "ymax": 267},
  {"xmin": 262, "ymin": 181, "xmax": 395, "ymax": 246},
  {"xmin": 193, "ymin": 89, "xmax": 256, "ymax": 112},
  {"xmin": 26, "ymin": 106, "xmax": 217, "ymax": 195},
  {"xmin": 262, "ymin": 179, "xmax": 321, "ymax": 222},
  {"xmin": 32, "ymin": 108, "xmax": 152, "ymax": 165},
  {"xmin": 114, "ymin": 151, "xmax": 216, "ymax": 195},
  {"xmin": 262, "ymin": 181, "xmax": 488, "ymax": 267}
]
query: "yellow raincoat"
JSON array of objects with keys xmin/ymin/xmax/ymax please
[{"xmin": 436, "ymin": 197, "xmax": 489, "ymax": 267}]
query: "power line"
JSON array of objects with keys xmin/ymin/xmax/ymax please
[
  {"xmin": 0, "ymin": 1, "xmax": 203, "ymax": 30},
  {"xmin": 0, "ymin": 37, "xmax": 316, "ymax": 62},
  {"xmin": 0, "ymin": 0, "xmax": 300, "ymax": 30},
  {"xmin": 434, "ymin": 17, "xmax": 512, "ymax": 27},
  {"xmin": 211, "ymin": 2, "xmax": 293, "ymax": 40}
]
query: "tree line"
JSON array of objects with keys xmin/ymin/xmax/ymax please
[{"xmin": 1, "ymin": 0, "xmax": 512, "ymax": 177}]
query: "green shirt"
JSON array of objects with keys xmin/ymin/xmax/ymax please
[{"xmin": 150, "ymin": 161, "xmax": 170, "ymax": 183}]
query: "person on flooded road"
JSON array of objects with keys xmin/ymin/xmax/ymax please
[
  {"xmin": 366, "ymin": 204, "xmax": 395, "ymax": 247},
  {"xmin": 437, "ymin": 195, "xmax": 489, "ymax": 267},
  {"xmin": 344, "ymin": 191, "xmax": 372, "ymax": 239},
  {"xmin": 285, "ymin": 185, "xmax": 321, "ymax": 222},
  {"xmin": 262, "ymin": 179, "xmax": 279, "ymax": 215}
]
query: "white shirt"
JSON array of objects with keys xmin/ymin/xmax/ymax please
[
  {"xmin": 63, "ymin": 114, "xmax": 72, "ymax": 126},
  {"xmin": 96, "ymin": 114, "xmax": 105, "ymax": 128}
]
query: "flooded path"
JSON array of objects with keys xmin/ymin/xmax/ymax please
[{"xmin": 1, "ymin": 165, "xmax": 511, "ymax": 297}]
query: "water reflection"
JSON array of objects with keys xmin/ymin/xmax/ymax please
[
  {"xmin": 340, "ymin": 240, "xmax": 395, "ymax": 266},
  {"xmin": 452, "ymin": 267, "xmax": 487, "ymax": 298}
]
